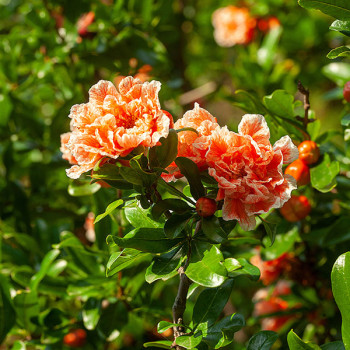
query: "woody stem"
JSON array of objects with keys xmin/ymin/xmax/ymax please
[{"xmin": 171, "ymin": 221, "xmax": 200, "ymax": 349}]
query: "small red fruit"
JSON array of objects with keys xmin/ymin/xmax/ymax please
[
  {"xmin": 298, "ymin": 140, "xmax": 320, "ymax": 165},
  {"xmin": 279, "ymin": 195, "xmax": 311, "ymax": 222},
  {"xmin": 285, "ymin": 158, "xmax": 310, "ymax": 186},
  {"xmin": 343, "ymin": 81, "xmax": 350, "ymax": 102},
  {"xmin": 196, "ymin": 197, "xmax": 217, "ymax": 217},
  {"xmin": 64, "ymin": 329, "xmax": 87, "ymax": 347}
]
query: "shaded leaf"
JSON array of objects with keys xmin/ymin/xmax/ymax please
[
  {"xmin": 247, "ymin": 331, "xmax": 278, "ymax": 350},
  {"xmin": 94, "ymin": 199, "xmax": 123, "ymax": 224}
]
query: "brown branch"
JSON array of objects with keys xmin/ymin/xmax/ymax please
[
  {"xmin": 171, "ymin": 221, "xmax": 200, "ymax": 349},
  {"xmin": 297, "ymin": 81, "xmax": 311, "ymax": 139}
]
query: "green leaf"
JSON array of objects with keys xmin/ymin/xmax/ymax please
[
  {"xmin": 330, "ymin": 20, "xmax": 350, "ymax": 36},
  {"xmin": 310, "ymin": 153, "xmax": 339, "ymax": 192},
  {"xmin": 229, "ymin": 90, "xmax": 267, "ymax": 114},
  {"xmin": 149, "ymin": 129, "xmax": 178, "ymax": 168},
  {"xmin": 109, "ymin": 228, "xmax": 185, "ymax": 253},
  {"xmin": 204, "ymin": 313, "xmax": 245, "ymax": 349},
  {"xmin": 13, "ymin": 291, "xmax": 40, "ymax": 333},
  {"xmin": 94, "ymin": 199, "xmax": 123, "ymax": 224},
  {"xmin": 157, "ymin": 321, "xmax": 180, "ymax": 333},
  {"xmin": 298, "ymin": 0, "xmax": 350, "ymax": 21},
  {"xmin": 119, "ymin": 167, "xmax": 143, "ymax": 185},
  {"xmin": 261, "ymin": 219, "xmax": 277, "ymax": 246},
  {"xmin": 247, "ymin": 331, "xmax": 278, "ymax": 350},
  {"xmin": 175, "ymin": 157, "xmax": 205, "ymax": 200},
  {"xmin": 106, "ymin": 248, "xmax": 147, "ymax": 277},
  {"xmin": 30, "ymin": 249, "xmax": 60, "ymax": 292},
  {"xmin": 91, "ymin": 161, "xmax": 133, "ymax": 189},
  {"xmin": 341, "ymin": 114, "xmax": 350, "ymax": 127},
  {"xmin": 228, "ymin": 258, "xmax": 260, "ymax": 281},
  {"xmin": 202, "ymin": 217, "xmax": 228, "ymax": 243},
  {"xmin": 144, "ymin": 340, "xmax": 173, "ymax": 348},
  {"xmin": 145, "ymin": 246, "xmax": 184, "ymax": 283},
  {"xmin": 322, "ymin": 63, "xmax": 350, "ymax": 85},
  {"xmin": 164, "ymin": 213, "xmax": 193, "ymax": 239},
  {"xmin": 287, "ymin": 330, "xmax": 321, "ymax": 349},
  {"xmin": 0, "ymin": 276, "xmax": 16, "ymax": 344},
  {"xmin": 68, "ymin": 181, "xmax": 101, "ymax": 196},
  {"xmin": 176, "ymin": 333, "xmax": 203, "ymax": 349},
  {"xmin": 331, "ymin": 252, "xmax": 350, "ymax": 349},
  {"xmin": 327, "ymin": 46, "xmax": 350, "ymax": 59},
  {"xmin": 263, "ymin": 90, "xmax": 295, "ymax": 119},
  {"xmin": 320, "ymin": 342, "xmax": 345, "ymax": 350},
  {"xmin": 83, "ymin": 298, "xmax": 101, "ymax": 330},
  {"xmin": 186, "ymin": 243, "xmax": 227, "ymax": 287},
  {"xmin": 223, "ymin": 258, "xmax": 241, "ymax": 272},
  {"xmin": 151, "ymin": 199, "xmax": 192, "ymax": 221},
  {"xmin": 261, "ymin": 222, "xmax": 299, "ymax": 260},
  {"xmin": 193, "ymin": 279, "xmax": 234, "ymax": 328},
  {"xmin": 125, "ymin": 203, "xmax": 164, "ymax": 228}
]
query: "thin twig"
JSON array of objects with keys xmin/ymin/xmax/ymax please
[
  {"xmin": 171, "ymin": 221, "xmax": 201, "ymax": 349},
  {"xmin": 297, "ymin": 81, "xmax": 312, "ymax": 139}
]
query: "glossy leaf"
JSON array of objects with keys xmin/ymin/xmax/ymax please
[
  {"xmin": 193, "ymin": 279, "xmax": 234, "ymax": 328},
  {"xmin": 247, "ymin": 331, "xmax": 278, "ymax": 350},
  {"xmin": 157, "ymin": 321, "xmax": 181, "ymax": 333},
  {"xmin": 263, "ymin": 90, "xmax": 295, "ymax": 119},
  {"xmin": 83, "ymin": 298, "xmax": 101, "ymax": 330},
  {"xmin": 144, "ymin": 340, "xmax": 173, "ymax": 348},
  {"xmin": 298, "ymin": 0, "xmax": 350, "ymax": 21},
  {"xmin": 145, "ymin": 246, "xmax": 184, "ymax": 283},
  {"xmin": 176, "ymin": 333, "xmax": 203, "ymax": 349},
  {"xmin": 331, "ymin": 252, "xmax": 350, "ymax": 349},
  {"xmin": 330, "ymin": 20, "xmax": 350, "ymax": 36},
  {"xmin": 164, "ymin": 212, "xmax": 193, "ymax": 239},
  {"xmin": 109, "ymin": 228, "xmax": 185, "ymax": 253},
  {"xmin": 151, "ymin": 199, "xmax": 192, "ymax": 221},
  {"xmin": 94, "ymin": 199, "xmax": 123, "ymax": 224},
  {"xmin": 327, "ymin": 46, "xmax": 350, "ymax": 59},
  {"xmin": 30, "ymin": 249, "xmax": 60, "ymax": 292},
  {"xmin": 125, "ymin": 204, "xmax": 164, "ymax": 228},
  {"xmin": 149, "ymin": 129, "xmax": 178, "ymax": 168},
  {"xmin": 228, "ymin": 258, "xmax": 260, "ymax": 281},
  {"xmin": 287, "ymin": 330, "xmax": 321, "ymax": 349},
  {"xmin": 186, "ymin": 243, "xmax": 228, "ymax": 287},
  {"xmin": 68, "ymin": 181, "xmax": 101, "ymax": 196},
  {"xmin": 204, "ymin": 313, "xmax": 245, "ymax": 349},
  {"xmin": 175, "ymin": 157, "xmax": 205, "ymax": 200},
  {"xmin": 106, "ymin": 248, "xmax": 148, "ymax": 277},
  {"xmin": 310, "ymin": 153, "xmax": 339, "ymax": 192},
  {"xmin": 202, "ymin": 217, "xmax": 227, "ymax": 243}
]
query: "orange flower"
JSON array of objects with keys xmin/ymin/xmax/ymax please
[
  {"xmin": 212, "ymin": 6, "xmax": 256, "ymax": 47},
  {"xmin": 62, "ymin": 77, "xmax": 171, "ymax": 179},
  {"xmin": 251, "ymin": 251, "xmax": 294, "ymax": 285},
  {"xmin": 162, "ymin": 103, "xmax": 219, "ymax": 182},
  {"xmin": 60, "ymin": 132, "xmax": 77, "ymax": 165},
  {"xmin": 206, "ymin": 115, "xmax": 298, "ymax": 230}
]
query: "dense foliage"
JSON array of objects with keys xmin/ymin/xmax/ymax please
[{"xmin": 1, "ymin": 0, "xmax": 350, "ymax": 350}]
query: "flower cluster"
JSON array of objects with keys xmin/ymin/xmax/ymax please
[
  {"xmin": 61, "ymin": 77, "xmax": 172, "ymax": 179},
  {"xmin": 61, "ymin": 77, "xmax": 298, "ymax": 230},
  {"xmin": 164, "ymin": 104, "xmax": 298, "ymax": 230},
  {"xmin": 212, "ymin": 5, "xmax": 280, "ymax": 47}
]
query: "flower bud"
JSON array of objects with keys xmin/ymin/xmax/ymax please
[
  {"xmin": 196, "ymin": 197, "xmax": 217, "ymax": 217},
  {"xmin": 298, "ymin": 140, "xmax": 320, "ymax": 165}
]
